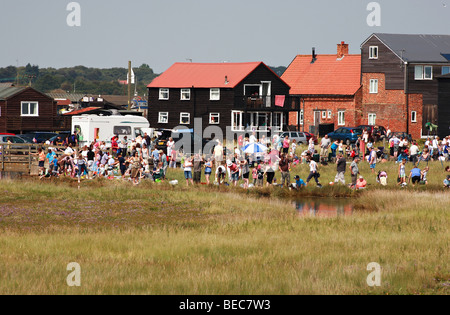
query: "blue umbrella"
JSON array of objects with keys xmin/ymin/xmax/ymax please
[{"xmin": 242, "ymin": 143, "xmax": 268, "ymax": 154}]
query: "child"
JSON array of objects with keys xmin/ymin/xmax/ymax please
[
  {"xmin": 377, "ymin": 171, "xmax": 388, "ymax": 186},
  {"xmin": 421, "ymin": 166, "xmax": 429, "ymax": 185},
  {"xmin": 444, "ymin": 175, "xmax": 450, "ymax": 188},
  {"xmin": 290, "ymin": 175, "xmax": 306, "ymax": 190},
  {"xmin": 397, "ymin": 159, "xmax": 407, "ymax": 186}
]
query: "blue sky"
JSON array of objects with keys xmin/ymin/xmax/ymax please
[{"xmin": 1, "ymin": 0, "xmax": 449, "ymax": 73}]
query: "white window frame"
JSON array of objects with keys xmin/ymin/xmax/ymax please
[
  {"xmin": 322, "ymin": 111, "xmax": 326, "ymax": 119},
  {"xmin": 231, "ymin": 110, "xmax": 244, "ymax": 131},
  {"xmin": 328, "ymin": 110, "xmax": 332, "ymax": 119},
  {"xmin": 210, "ymin": 88, "xmax": 220, "ymax": 101},
  {"xmin": 338, "ymin": 111, "xmax": 345, "ymax": 126},
  {"xmin": 159, "ymin": 88, "xmax": 169, "ymax": 100},
  {"xmin": 180, "ymin": 89, "xmax": 191, "ymax": 101},
  {"xmin": 21, "ymin": 101, "xmax": 39, "ymax": 117},
  {"xmin": 411, "ymin": 111, "xmax": 417, "ymax": 123},
  {"xmin": 369, "ymin": 46, "xmax": 378, "ymax": 59},
  {"xmin": 299, "ymin": 110, "xmax": 304, "ymax": 125},
  {"xmin": 180, "ymin": 112, "xmax": 190, "ymax": 125},
  {"xmin": 158, "ymin": 112, "xmax": 169, "ymax": 124},
  {"xmin": 369, "ymin": 79, "xmax": 378, "ymax": 94},
  {"xmin": 272, "ymin": 112, "xmax": 283, "ymax": 132},
  {"xmin": 368, "ymin": 113, "xmax": 377, "ymax": 126},
  {"xmin": 209, "ymin": 113, "xmax": 220, "ymax": 125},
  {"xmin": 415, "ymin": 65, "xmax": 433, "ymax": 80}
]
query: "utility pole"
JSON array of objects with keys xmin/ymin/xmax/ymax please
[{"xmin": 128, "ymin": 61, "xmax": 132, "ymax": 110}]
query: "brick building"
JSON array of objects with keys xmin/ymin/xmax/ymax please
[
  {"xmin": 282, "ymin": 42, "xmax": 362, "ymax": 135},
  {"xmin": 361, "ymin": 33, "xmax": 450, "ymax": 139}
]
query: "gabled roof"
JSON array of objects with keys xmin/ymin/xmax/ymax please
[
  {"xmin": 0, "ymin": 86, "xmax": 27, "ymax": 100},
  {"xmin": 147, "ymin": 62, "xmax": 268, "ymax": 89},
  {"xmin": 281, "ymin": 54, "xmax": 361, "ymax": 96},
  {"xmin": 362, "ymin": 33, "xmax": 450, "ymax": 63}
]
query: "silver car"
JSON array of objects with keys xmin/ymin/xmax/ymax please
[{"xmin": 279, "ymin": 131, "xmax": 308, "ymax": 145}]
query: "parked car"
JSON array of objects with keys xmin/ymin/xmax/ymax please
[
  {"xmin": 48, "ymin": 132, "xmax": 71, "ymax": 146},
  {"xmin": 278, "ymin": 131, "xmax": 308, "ymax": 145},
  {"xmin": 357, "ymin": 125, "xmax": 387, "ymax": 142},
  {"xmin": 21, "ymin": 132, "xmax": 58, "ymax": 144},
  {"xmin": 327, "ymin": 127, "xmax": 363, "ymax": 145},
  {"xmin": 304, "ymin": 132, "xmax": 319, "ymax": 145},
  {"xmin": 0, "ymin": 135, "xmax": 30, "ymax": 154}
]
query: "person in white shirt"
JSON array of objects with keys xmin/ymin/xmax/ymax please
[
  {"xmin": 410, "ymin": 141, "xmax": 419, "ymax": 163},
  {"xmin": 305, "ymin": 155, "xmax": 322, "ymax": 187}
]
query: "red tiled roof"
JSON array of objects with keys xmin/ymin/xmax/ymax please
[
  {"xmin": 281, "ymin": 54, "xmax": 361, "ymax": 95},
  {"xmin": 63, "ymin": 107, "xmax": 100, "ymax": 116},
  {"xmin": 147, "ymin": 62, "xmax": 265, "ymax": 88}
]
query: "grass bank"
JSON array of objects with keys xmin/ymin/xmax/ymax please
[{"xmin": 0, "ymin": 180, "xmax": 447, "ymax": 295}]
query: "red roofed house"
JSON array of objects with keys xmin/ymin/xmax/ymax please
[
  {"xmin": 282, "ymin": 42, "xmax": 362, "ymax": 135},
  {"xmin": 147, "ymin": 62, "xmax": 296, "ymax": 136}
]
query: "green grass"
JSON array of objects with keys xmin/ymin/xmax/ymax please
[{"xmin": 0, "ymin": 177, "xmax": 448, "ymax": 295}]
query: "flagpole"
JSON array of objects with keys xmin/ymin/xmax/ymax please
[{"xmin": 128, "ymin": 61, "xmax": 132, "ymax": 110}]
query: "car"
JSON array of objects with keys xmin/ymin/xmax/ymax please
[
  {"xmin": 278, "ymin": 131, "xmax": 308, "ymax": 145},
  {"xmin": 48, "ymin": 132, "xmax": 71, "ymax": 145},
  {"xmin": 154, "ymin": 129, "xmax": 218, "ymax": 155},
  {"xmin": 327, "ymin": 127, "xmax": 363, "ymax": 145},
  {"xmin": 303, "ymin": 132, "xmax": 319, "ymax": 145},
  {"xmin": 0, "ymin": 135, "xmax": 31, "ymax": 154},
  {"xmin": 357, "ymin": 125, "xmax": 387, "ymax": 142},
  {"xmin": 21, "ymin": 132, "xmax": 58, "ymax": 144}
]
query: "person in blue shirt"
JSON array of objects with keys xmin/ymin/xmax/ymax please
[
  {"xmin": 408, "ymin": 165, "xmax": 421, "ymax": 187},
  {"xmin": 46, "ymin": 149, "xmax": 57, "ymax": 174},
  {"xmin": 290, "ymin": 175, "xmax": 306, "ymax": 190}
]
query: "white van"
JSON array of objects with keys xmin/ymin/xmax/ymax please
[{"xmin": 72, "ymin": 115, "xmax": 152, "ymax": 147}]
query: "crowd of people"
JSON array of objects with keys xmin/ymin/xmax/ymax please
[{"xmin": 37, "ymin": 131, "xmax": 450, "ymax": 189}]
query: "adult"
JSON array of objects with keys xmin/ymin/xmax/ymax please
[
  {"xmin": 282, "ymin": 136, "xmax": 290, "ymax": 155},
  {"xmin": 305, "ymin": 155, "xmax": 322, "ymax": 188},
  {"xmin": 167, "ymin": 137, "xmax": 175, "ymax": 158},
  {"xmin": 214, "ymin": 141, "xmax": 224, "ymax": 163},
  {"xmin": 204, "ymin": 158, "xmax": 213, "ymax": 185},
  {"xmin": 228, "ymin": 160, "xmax": 240, "ymax": 187},
  {"xmin": 350, "ymin": 157, "xmax": 361, "ymax": 189},
  {"xmin": 356, "ymin": 176, "xmax": 367, "ymax": 189},
  {"xmin": 368, "ymin": 147, "xmax": 377, "ymax": 173},
  {"xmin": 320, "ymin": 135, "xmax": 331, "ymax": 159},
  {"xmin": 409, "ymin": 141, "xmax": 419, "ymax": 164},
  {"xmin": 183, "ymin": 156, "xmax": 194, "ymax": 186},
  {"xmin": 264, "ymin": 162, "xmax": 275, "ymax": 187},
  {"xmin": 409, "ymin": 164, "xmax": 422, "ymax": 187},
  {"xmin": 240, "ymin": 155, "xmax": 250, "ymax": 189},
  {"xmin": 130, "ymin": 152, "xmax": 142, "ymax": 185},
  {"xmin": 278, "ymin": 154, "xmax": 291, "ymax": 188},
  {"xmin": 334, "ymin": 153, "xmax": 346, "ymax": 185},
  {"xmin": 193, "ymin": 154, "xmax": 203, "ymax": 184}
]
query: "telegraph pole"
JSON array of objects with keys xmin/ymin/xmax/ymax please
[{"xmin": 128, "ymin": 61, "xmax": 132, "ymax": 110}]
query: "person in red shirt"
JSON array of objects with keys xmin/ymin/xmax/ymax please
[
  {"xmin": 228, "ymin": 161, "xmax": 240, "ymax": 186},
  {"xmin": 111, "ymin": 136, "xmax": 119, "ymax": 156}
]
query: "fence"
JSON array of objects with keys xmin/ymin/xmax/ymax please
[{"xmin": 0, "ymin": 143, "xmax": 69, "ymax": 175}]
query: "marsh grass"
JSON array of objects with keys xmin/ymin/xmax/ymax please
[{"xmin": 0, "ymin": 178, "xmax": 448, "ymax": 295}]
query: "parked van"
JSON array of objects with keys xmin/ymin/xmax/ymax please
[{"xmin": 72, "ymin": 115, "xmax": 152, "ymax": 147}]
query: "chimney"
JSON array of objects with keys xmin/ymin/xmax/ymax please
[
  {"xmin": 337, "ymin": 41, "xmax": 349, "ymax": 59},
  {"xmin": 311, "ymin": 47, "xmax": 317, "ymax": 64}
]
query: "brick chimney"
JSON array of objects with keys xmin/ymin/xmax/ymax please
[{"xmin": 337, "ymin": 41, "xmax": 349, "ymax": 58}]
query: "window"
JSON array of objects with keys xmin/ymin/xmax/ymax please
[
  {"xmin": 369, "ymin": 46, "xmax": 378, "ymax": 59},
  {"xmin": 158, "ymin": 112, "xmax": 168, "ymax": 124},
  {"xmin": 369, "ymin": 79, "xmax": 378, "ymax": 94},
  {"xmin": 21, "ymin": 101, "xmax": 39, "ymax": 117},
  {"xmin": 231, "ymin": 111, "xmax": 243, "ymax": 131},
  {"xmin": 113, "ymin": 126, "xmax": 132, "ymax": 135},
  {"xmin": 180, "ymin": 112, "xmax": 190, "ymax": 124},
  {"xmin": 299, "ymin": 110, "xmax": 304, "ymax": 125},
  {"xmin": 442, "ymin": 66, "xmax": 450, "ymax": 75},
  {"xmin": 209, "ymin": 113, "xmax": 220, "ymax": 124},
  {"xmin": 368, "ymin": 113, "xmax": 377, "ymax": 126},
  {"xmin": 322, "ymin": 111, "xmax": 326, "ymax": 119},
  {"xmin": 411, "ymin": 111, "xmax": 417, "ymax": 123},
  {"xmin": 181, "ymin": 89, "xmax": 191, "ymax": 101},
  {"xmin": 159, "ymin": 88, "xmax": 169, "ymax": 100},
  {"xmin": 415, "ymin": 66, "xmax": 433, "ymax": 80},
  {"xmin": 338, "ymin": 111, "xmax": 345, "ymax": 126},
  {"xmin": 210, "ymin": 88, "xmax": 220, "ymax": 101},
  {"xmin": 328, "ymin": 110, "xmax": 332, "ymax": 119}
]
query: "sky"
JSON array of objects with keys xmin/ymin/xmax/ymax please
[{"xmin": 1, "ymin": 0, "xmax": 449, "ymax": 73}]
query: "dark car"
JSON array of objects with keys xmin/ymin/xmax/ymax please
[
  {"xmin": 327, "ymin": 127, "xmax": 363, "ymax": 145},
  {"xmin": 21, "ymin": 132, "xmax": 58, "ymax": 144},
  {"xmin": 357, "ymin": 125, "xmax": 387, "ymax": 142},
  {"xmin": 48, "ymin": 132, "xmax": 71, "ymax": 146},
  {"xmin": 0, "ymin": 135, "xmax": 30, "ymax": 154}
]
